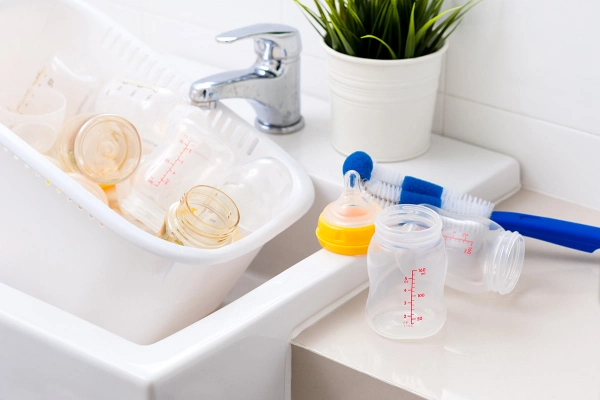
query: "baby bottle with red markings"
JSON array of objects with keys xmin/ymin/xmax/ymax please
[
  {"xmin": 366, "ymin": 204, "xmax": 447, "ymax": 340},
  {"xmin": 422, "ymin": 205, "xmax": 525, "ymax": 295},
  {"xmin": 120, "ymin": 106, "xmax": 234, "ymax": 234}
]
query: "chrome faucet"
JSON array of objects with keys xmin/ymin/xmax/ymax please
[{"xmin": 190, "ymin": 24, "xmax": 305, "ymax": 134}]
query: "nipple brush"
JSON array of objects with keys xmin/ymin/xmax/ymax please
[{"xmin": 343, "ymin": 151, "xmax": 600, "ymax": 253}]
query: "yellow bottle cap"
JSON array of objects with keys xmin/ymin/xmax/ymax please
[
  {"xmin": 315, "ymin": 170, "xmax": 381, "ymax": 256},
  {"xmin": 316, "ymin": 215, "xmax": 375, "ymax": 255}
]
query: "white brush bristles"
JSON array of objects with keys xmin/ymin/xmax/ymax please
[
  {"xmin": 365, "ymin": 191, "xmax": 397, "ymax": 209},
  {"xmin": 365, "ymin": 180, "xmax": 401, "ymax": 204},
  {"xmin": 371, "ymin": 163, "xmax": 405, "ymax": 186},
  {"xmin": 441, "ymin": 189, "xmax": 495, "ymax": 218},
  {"xmin": 361, "ymin": 178, "xmax": 496, "ymax": 217}
]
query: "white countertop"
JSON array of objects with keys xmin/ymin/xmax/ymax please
[{"xmin": 292, "ymin": 189, "xmax": 600, "ymax": 400}]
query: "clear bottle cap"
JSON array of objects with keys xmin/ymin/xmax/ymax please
[
  {"xmin": 74, "ymin": 114, "xmax": 141, "ymax": 184},
  {"xmin": 0, "ymin": 87, "xmax": 66, "ymax": 154}
]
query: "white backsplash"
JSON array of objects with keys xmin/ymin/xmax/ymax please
[{"xmin": 85, "ymin": 0, "xmax": 600, "ymax": 210}]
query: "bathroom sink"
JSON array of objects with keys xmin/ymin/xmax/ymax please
[
  {"xmin": 0, "ymin": 174, "xmax": 369, "ymax": 400},
  {"xmin": 0, "ymin": 135, "xmax": 520, "ymax": 400}
]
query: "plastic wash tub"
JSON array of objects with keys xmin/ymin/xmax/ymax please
[{"xmin": 0, "ymin": 0, "xmax": 314, "ymax": 344}]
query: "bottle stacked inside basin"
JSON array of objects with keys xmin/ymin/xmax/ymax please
[{"xmin": 0, "ymin": 54, "xmax": 293, "ymax": 249}]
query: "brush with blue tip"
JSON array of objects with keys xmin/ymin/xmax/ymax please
[{"xmin": 344, "ymin": 151, "xmax": 600, "ymax": 253}]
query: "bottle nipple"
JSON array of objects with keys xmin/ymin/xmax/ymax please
[{"xmin": 316, "ymin": 170, "xmax": 382, "ymax": 255}]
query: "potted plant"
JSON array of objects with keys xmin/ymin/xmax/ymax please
[{"xmin": 295, "ymin": 0, "xmax": 480, "ymax": 161}]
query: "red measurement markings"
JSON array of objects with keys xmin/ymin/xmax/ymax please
[
  {"xmin": 147, "ymin": 138, "xmax": 195, "ymax": 187},
  {"xmin": 404, "ymin": 268, "xmax": 426, "ymax": 326},
  {"xmin": 410, "ymin": 269, "xmax": 416, "ymax": 325},
  {"xmin": 443, "ymin": 231, "xmax": 474, "ymax": 255}
]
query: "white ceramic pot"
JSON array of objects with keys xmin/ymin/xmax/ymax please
[{"xmin": 324, "ymin": 41, "xmax": 448, "ymax": 162}]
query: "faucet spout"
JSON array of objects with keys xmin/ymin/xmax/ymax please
[
  {"xmin": 188, "ymin": 24, "xmax": 304, "ymax": 134},
  {"xmin": 190, "ymin": 68, "xmax": 273, "ymax": 103}
]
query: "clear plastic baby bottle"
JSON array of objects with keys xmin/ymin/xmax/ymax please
[
  {"xmin": 0, "ymin": 87, "xmax": 67, "ymax": 153},
  {"xmin": 25, "ymin": 53, "xmax": 106, "ymax": 120},
  {"xmin": 95, "ymin": 78, "xmax": 186, "ymax": 153},
  {"xmin": 160, "ymin": 185, "xmax": 239, "ymax": 249},
  {"xmin": 218, "ymin": 157, "xmax": 292, "ymax": 235},
  {"xmin": 316, "ymin": 170, "xmax": 381, "ymax": 256},
  {"xmin": 121, "ymin": 108, "xmax": 235, "ymax": 234},
  {"xmin": 366, "ymin": 204, "xmax": 447, "ymax": 340},
  {"xmin": 422, "ymin": 205, "xmax": 525, "ymax": 295},
  {"xmin": 54, "ymin": 113, "xmax": 142, "ymax": 185}
]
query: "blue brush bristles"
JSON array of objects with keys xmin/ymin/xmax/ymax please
[
  {"xmin": 402, "ymin": 176, "xmax": 443, "ymax": 199},
  {"xmin": 343, "ymin": 151, "xmax": 495, "ymax": 218},
  {"xmin": 400, "ymin": 191, "xmax": 442, "ymax": 208}
]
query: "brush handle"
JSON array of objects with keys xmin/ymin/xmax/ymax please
[{"xmin": 490, "ymin": 211, "xmax": 600, "ymax": 253}]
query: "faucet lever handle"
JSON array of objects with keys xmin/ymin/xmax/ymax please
[{"xmin": 215, "ymin": 23, "xmax": 301, "ymax": 60}]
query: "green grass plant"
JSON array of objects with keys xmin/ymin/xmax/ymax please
[{"xmin": 295, "ymin": 0, "xmax": 480, "ymax": 59}]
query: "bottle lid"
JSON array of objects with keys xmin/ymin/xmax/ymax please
[
  {"xmin": 74, "ymin": 114, "xmax": 142, "ymax": 185},
  {"xmin": 316, "ymin": 170, "xmax": 381, "ymax": 255}
]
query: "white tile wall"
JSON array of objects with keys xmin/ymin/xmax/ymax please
[
  {"xmin": 444, "ymin": 96, "xmax": 600, "ymax": 208},
  {"xmin": 84, "ymin": 0, "xmax": 600, "ymax": 209}
]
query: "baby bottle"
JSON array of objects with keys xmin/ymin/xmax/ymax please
[
  {"xmin": 160, "ymin": 185, "xmax": 239, "ymax": 249},
  {"xmin": 366, "ymin": 204, "xmax": 447, "ymax": 340},
  {"xmin": 316, "ymin": 170, "xmax": 381, "ymax": 256},
  {"xmin": 26, "ymin": 53, "xmax": 106, "ymax": 119},
  {"xmin": 95, "ymin": 78, "xmax": 186, "ymax": 153},
  {"xmin": 423, "ymin": 205, "xmax": 525, "ymax": 295},
  {"xmin": 120, "ymin": 107, "xmax": 235, "ymax": 234},
  {"xmin": 218, "ymin": 157, "xmax": 293, "ymax": 235},
  {"xmin": 54, "ymin": 113, "xmax": 142, "ymax": 185},
  {"xmin": 0, "ymin": 87, "xmax": 67, "ymax": 154}
]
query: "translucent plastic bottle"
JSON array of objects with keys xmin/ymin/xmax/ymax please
[
  {"xmin": 95, "ymin": 78, "xmax": 185, "ymax": 153},
  {"xmin": 366, "ymin": 204, "xmax": 447, "ymax": 340},
  {"xmin": 0, "ymin": 87, "xmax": 67, "ymax": 153},
  {"xmin": 316, "ymin": 170, "xmax": 381, "ymax": 256},
  {"xmin": 218, "ymin": 157, "xmax": 292, "ymax": 235},
  {"xmin": 25, "ymin": 53, "xmax": 106, "ymax": 119},
  {"xmin": 160, "ymin": 185, "xmax": 239, "ymax": 249},
  {"xmin": 121, "ymin": 108, "xmax": 235, "ymax": 233},
  {"xmin": 423, "ymin": 205, "xmax": 525, "ymax": 295},
  {"xmin": 54, "ymin": 113, "xmax": 142, "ymax": 185}
]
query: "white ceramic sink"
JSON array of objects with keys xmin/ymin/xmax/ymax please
[
  {"xmin": 0, "ymin": 126, "xmax": 520, "ymax": 400},
  {"xmin": 0, "ymin": 174, "xmax": 370, "ymax": 400}
]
